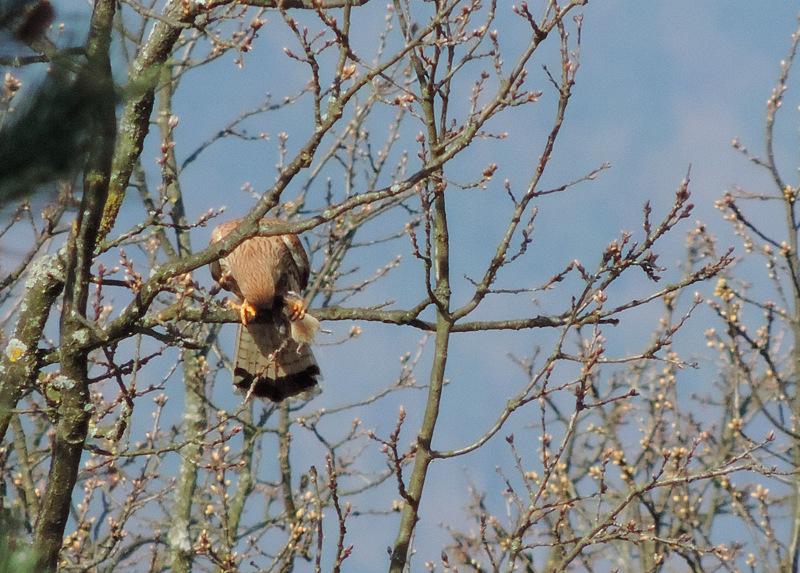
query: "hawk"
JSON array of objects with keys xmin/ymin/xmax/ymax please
[{"xmin": 210, "ymin": 217, "xmax": 321, "ymax": 402}]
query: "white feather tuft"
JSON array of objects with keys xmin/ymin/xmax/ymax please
[{"xmin": 290, "ymin": 313, "xmax": 321, "ymax": 344}]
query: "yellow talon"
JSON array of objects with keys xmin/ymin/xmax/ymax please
[
  {"xmin": 286, "ymin": 297, "xmax": 306, "ymax": 322},
  {"xmin": 228, "ymin": 299, "xmax": 257, "ymax": 326}
]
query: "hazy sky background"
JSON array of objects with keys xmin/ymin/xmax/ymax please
[
  {"xmin": 316, "ymin": 3, "xmax": 800, "ymax": 568},
  {"xmin": 7, "ymin": 1, "xmax": 800, "ymax": 570}
]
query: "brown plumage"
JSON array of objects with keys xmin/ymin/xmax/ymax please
[{"xmin": 210, "ymin": 217, "xmax": 321, "ymax": 402}]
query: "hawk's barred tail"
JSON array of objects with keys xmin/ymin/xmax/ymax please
[{"xmin": 232, "ymin": 316, "xmax": 320, "ymax": 402}]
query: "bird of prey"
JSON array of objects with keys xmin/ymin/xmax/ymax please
[{"xmin": 210, "ymin": 217, "xmax": 321, "ymax": 402}]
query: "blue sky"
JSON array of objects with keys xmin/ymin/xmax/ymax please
[
  {"xmin": 569, "ymin": 2, "xmax": 799, "ymax": 224},
  {"xmin": 325, "ymin": 3, "xmax": 800, "ymax": 568}
]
